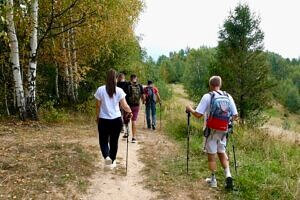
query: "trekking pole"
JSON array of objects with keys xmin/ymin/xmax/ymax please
[
  {"xmin": 186, "ymin": 111, "xmax": 191, "ymax": 174},
  {"xmin": 159, "ymin": 103, "xmax": 162, "ymax": 131},
  {"xmin": 143, "ymin": 104, "xmax": 146, "ymax": 129},
  {"xmin": 232, "ymin": 142, "xmax": 238, "ymax": 175},
  {"xmin": 125, "ymin": 123, "xmax": 130, "ymax": 175},
  {"xmin": 230, "ymin": 125, "xmax": 238, "ymax": 175}
]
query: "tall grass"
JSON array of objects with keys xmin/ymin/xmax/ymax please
[{"xmin": 162, "ymin": 95, "xmax": 300, "ymax": 200}]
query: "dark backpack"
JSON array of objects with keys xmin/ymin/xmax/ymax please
[
  {"xmin": 206, "ymin": 91, "xmax": 232, "ymax": 132},
  {"xmin": 128, "ymin": 84, "xmax": 142, "ymax": 105},
  {"xmin": 145, "ymin": 87, "xmax": 156, "ymax": 104}
]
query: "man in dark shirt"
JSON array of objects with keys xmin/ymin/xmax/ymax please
[{"xmin": 117, "ymin": 73, "xmax": 128, "ymax": 94}]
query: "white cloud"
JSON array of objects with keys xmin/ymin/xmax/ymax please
[{"xmin": 135, "ymin": 0, "xmax": 300, "ymax": 59}]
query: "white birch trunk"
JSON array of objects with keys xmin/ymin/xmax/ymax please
[
  {"xmin": 1, "ymin": 63, "xmax": 10, "ymax": 115},
  {"xmin": 6, "ymin": 0, "xmax": 26, "ymax": 119},
  {"xmin": 70, "ymin": 27, "xmax": 78, "ymax": 100},
  {"xmin": 55, "ymin": 67, "xmax": 59, "ymax": 98},
  {"xmin": 67, "ymin": 29, "xmax": 75, "ymax": 102},
  {"xmin": 51, "ymin": 39, "xmax": 60, "ymax": 99},
  {"xmin": 61, "ymin": 25, "xmax": 71, "ymax": 98},
  {"xmin": 27, "ymin": 0, "xmax": 38, "ymax": 119}
]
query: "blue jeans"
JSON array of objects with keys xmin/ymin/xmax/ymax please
[{"xmin": 146, "ymin": 102, "xmax": 156, "ymax": 128}]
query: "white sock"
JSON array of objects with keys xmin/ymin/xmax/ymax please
[
  {"xmin": 224, "ymin": 167, "xmax": 232, "ymax": 178},
  {"xmin": 211, "ymin": 173, "xmax": 216, "ymax": 180}
]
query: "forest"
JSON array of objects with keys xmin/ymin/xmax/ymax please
[{"xmin": 0, "ymin": 1, "xmax": 299, "ymax": 200}]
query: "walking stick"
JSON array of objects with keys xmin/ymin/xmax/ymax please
[
  {"xmin": 125, "ymin": 123, "xmax": 129, "ymax": 175},
  {"xmin": 186, "ymin": 111, "xmax": 191, "ymax": 174},
  {"xmin": 159, "ymin": 103, "xmax": 162, "ymax": 131},
  {"xmin": 232, "ymin": 143, "xmax": 238, "ymax": 175},
  {"xmin": 123, "ymin": 112, "xmax": 131, "ymax": 176},
  {"xmin": 228, "ymin": 122, "xmax": 237, "ymax": 175},
  {"xmin": 143, "ymin": 104, "xmax": 146, "ymax": 129}
]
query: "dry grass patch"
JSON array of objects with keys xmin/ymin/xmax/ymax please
[{"xmin": 0, "ymin": 119, "xmax": 98, "ymax": 199}]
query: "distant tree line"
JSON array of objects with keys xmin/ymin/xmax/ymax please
[{"xmin": 150, "ymin": 4, "xmax": 300, "ymax": 125}]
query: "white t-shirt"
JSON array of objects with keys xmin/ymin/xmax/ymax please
[
  {"xmin": 94, "ymin": 86, "xmax": 126, "ymax": 119},
  {"xmin": 195, "ymin": 90, "xmax": 238, "ymax": 129}
]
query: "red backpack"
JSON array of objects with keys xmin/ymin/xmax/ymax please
[{"xmin": 206, "ymin": 91, "xmax": 232, "ymax": 132}]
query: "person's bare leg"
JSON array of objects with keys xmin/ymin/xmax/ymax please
[
  {"xmin": 207, "ymin": 153, "xmax": 217, "ymax": 187},
  {"xmin": 218, "ymin": 152, "xmax": 231, "ymax": 177},
  {"xmin": 208, "ymin": 153, "xmax": 217, "ymax": 172},
  {"xmin": 132, "ymin": 121, "xmax": 137, "ymax": 138}
]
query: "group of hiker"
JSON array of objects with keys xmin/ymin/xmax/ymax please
[
  {"xmin": 95, "ymin": 69, "xmax": 238, "ymax": 190},
  {"xmin": 94, "ymin": 69, "xmax": 161, "ymax": 168}
]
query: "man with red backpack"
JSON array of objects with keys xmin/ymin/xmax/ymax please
[
  {"xmin": 186, "ymin": 76, "xmax": 238, "ymax": 190},
  {"xmin": 144, "ymin": 80, "xmax": 161, "ymax": 130}
]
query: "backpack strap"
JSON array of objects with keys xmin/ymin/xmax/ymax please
[
  {"xmin": 128, "ymin": 84, "xmax": 132, "ymax": 97},
  {"xmin": 223, "ymin": 91, "xmax": 229, "ymax": 97},
  {"xmin": 215, "ymin": 90, "xmax": 222, "ymax": 96},
  {"xmin": 208, "ymin": 92, "xmax": 215, "ymax": 115}
]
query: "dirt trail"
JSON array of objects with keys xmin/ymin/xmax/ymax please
[
  {"xmin": 82, "ymin": 85, "xmax": 216, "ymax": 200},
  {"xmin": 81, "ymin": 110, "xmax": 158, "ymax": 200}
]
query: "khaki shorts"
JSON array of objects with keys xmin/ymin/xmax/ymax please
[{"xmin": 205, "ymin": 131, "xmax": 227, "ymax": 154}]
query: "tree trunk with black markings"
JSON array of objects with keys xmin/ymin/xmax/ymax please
[
  {"xmin": 26, "ymin": 0, "xmax": 39, "ymax": 119},
  {"xmin": 7, "ymin": 0, "xmax": 26, "ymax": 119}
]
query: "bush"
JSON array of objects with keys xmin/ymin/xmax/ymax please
[
  {"xmin": 155, "ymin": 81, "xmax": 173, "ymax": 101},
  {"xmin": 75, "ymin": 99, "xmax": 95, "ymax": 116},
  {"xmin": 285, "ymin": 88, "xmax": 300, "ymax": 113},
  {"xmin": 39, "ymin": 101, "xmax": 68, "ymax": 123}
]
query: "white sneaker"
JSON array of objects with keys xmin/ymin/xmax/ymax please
[
  {"xmin": 105, "ymin": 157, "xmax": 112, "ymax": 165},
  {"xmin": 205, "ymin": 177, "xmax": 217, "ymax": 188},
  {"xmin": 110, "ymin": 160, "xmax": 117, "ymax": 169}
]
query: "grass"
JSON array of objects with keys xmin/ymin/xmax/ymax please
[
  {"xmin": 0, "ymin": 116, "xmax": 98, "ymax": 199},
  {"xmin": 266, "ymin": 104, "xmax": 300, "ymax": 132},
  {"xmin": 148, "ymin": 87, "xmax": 300, "ymax": 200}
]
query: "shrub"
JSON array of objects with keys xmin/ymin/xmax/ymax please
[{"xmin": 39, "ymin": 101, "xmax": 68, "ymax": 123}]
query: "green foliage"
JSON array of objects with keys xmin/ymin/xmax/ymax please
[
  {"xmin": 183, "ymin": 47, "xmax": 216, "ymax": 101},
  {"xmin": 215, "ymin": 3, "xmax": 274, "ymax": 124},
  {"xmin": 75, "ymin": 99, "xmax": 95, "ymax": 116},
  {"xmin": 155, "ymin": 80, "xmax": 173, "ymax": 101},
  {"xmin": 162, "ymin": 96, "xmax": 300, "ymax": 200},
  {"xmin": 274, "ymin": 79, "xmax": 300, "ymax": 113},
  {"xmin": 39, "ymin": 101, "xmax": 68, "ymax": 123},
  {"xmin": 157, "ymin": 49, "xmax": 187, "ymax": 83}
]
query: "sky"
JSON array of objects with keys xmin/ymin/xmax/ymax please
[{"xmin": 135, "ymin": 0, "xmax": 300, "ymax": 60}]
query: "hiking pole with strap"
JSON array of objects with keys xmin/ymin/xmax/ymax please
[{"xmin": 186, "ymin": 111, "xmax": 191, "ymax": 174}]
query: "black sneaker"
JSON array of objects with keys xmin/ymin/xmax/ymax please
[
  {"xmin": 122, "ymin": 133, "xmax": 128, "ymax": 139},
  {"xmin": 131, "ymin": 138, "xmax": 137, "ymax": 143},
  {"xmin": 152, "ymin": 125, "xmax": 156, "ymax": 130},
  {"xmin": 225, "ymin": 177, "xmax": 233, "ymax": 190}
]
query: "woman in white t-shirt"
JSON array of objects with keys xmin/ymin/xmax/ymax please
[{"xmin": 94, "ymin": 69, "xmax": 132, "ymax": 169}]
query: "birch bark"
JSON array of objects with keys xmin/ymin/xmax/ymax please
[
  {"xmin": 27, "ymin": 0, "xmax": 38, "ymax": 119},
  {"xmin": 7, "ymin": 0, "xmax": 26, "ymax": 119}
]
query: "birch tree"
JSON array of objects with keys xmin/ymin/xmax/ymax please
[
  {"xmin": 27, "ymin": 0, "xmax": 38, "ymax": 119},
  {"xmin": 70, "ymin": 27, "xmax": 78, "ymax": 100},
  {"xmin": 6, "ymin": 0, "xmax": 26, "ymax": 119}
]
